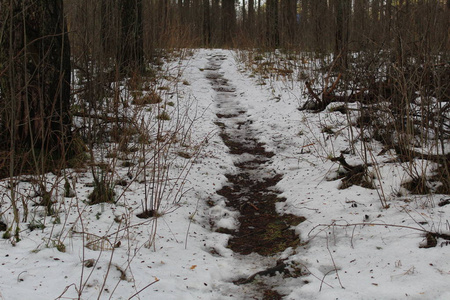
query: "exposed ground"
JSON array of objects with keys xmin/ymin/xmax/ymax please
[
  {"xmin": 206, "ymin": 54, "xmax": 306, "ymax": 298},
  {"xmin": 207, "ymin": 53, "xmax": 304, "ymax": 256}
]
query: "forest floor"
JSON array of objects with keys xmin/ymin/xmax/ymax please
[{"xmin": 0, "ymin": 49, "xmax": 449, "ymax": 300}]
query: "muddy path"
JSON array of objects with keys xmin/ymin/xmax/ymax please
[{"xmin": 205, "ymin": 53, "xmax": 305, "ymax": 297}]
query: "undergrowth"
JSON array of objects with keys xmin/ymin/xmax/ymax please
[
  {"xmin": 236, "ymin": 48, "xmax": 449, "ymax": 207},
  {"xmin": 0, "ymin": 49, "xmax": 208, "ymax": 299}
]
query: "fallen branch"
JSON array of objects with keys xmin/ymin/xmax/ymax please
[
  {"xmin": 330, "ymin": 154, "xmax": 370, "ymax": 189},
  {"xmin": 324, "ymin": 73, "xmax": 342, "ymax": 97},
  {"xmin": 330, "ymin": 154, "xmax": 364, "ymax": 172},
  {"xmin": 305, "ymin": 81, "xmax": 321, "ymax": 103}
]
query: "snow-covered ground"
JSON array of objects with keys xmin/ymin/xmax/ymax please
[{"xmin": 0, "ymin": 49, "xmax": 449, "ymax": 299}]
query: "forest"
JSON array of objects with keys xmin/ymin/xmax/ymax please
[{"xmin": 0, "ymin": 1, "xmax": 449, "ymax": 299}]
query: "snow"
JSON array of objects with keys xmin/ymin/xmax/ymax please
[{"xmin": 0, "ymin": 49, "xmax": 449, "ymax": 299}]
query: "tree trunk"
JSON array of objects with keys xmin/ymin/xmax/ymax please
[
  {"xmin": 101, "ymin": 0, "xmax": 117, "ymax": 59},
  {"xmin": 334, "ymin": 0, "xmax": 350, "ymax": 70},
  {"xmin": 222, "ymin": 0, "xmax": 236, "ymax": 46},
  {"xmin": 119, "ymin": 0, "xmax": 144, "ymax": 74},
  {"xmin": 395, "ymin": 0, "xmax": 407, "ymax": 66},
  {"xmin": 266, "ymin": 0, "xmax": 279, "ymax": 48},
  {"xmin": 384, "ymin": 0, "xmax": 392, "ymax": 37},
  {"xmin": 0, "ymin": 0, "xmax": 72, "ymax": 162},
  {"xmin": 353, "ymin": 0, "xmax": 368, "ymax": 46},
  {"xmin": 203, "ymin": 0, "xmax": 211, "ymax": 46},
  {"xmin": 242, "ymin": 0, "xmax": 246, "ymax": 28},
  {"xmin": 280, "ymin": 0, "xmax": 297, "ymax": 47},
  {"xmin": 211, "ymin": 0, "xmax": 220, "ymax": 45},
  {"xmin": 248, "ymin": 0, "xmax": 254, "ymax": 32}
]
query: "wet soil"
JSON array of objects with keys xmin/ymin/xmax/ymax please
[
  {"xmin": 217, "ymin": 172, "xmax": 304, "ymax": 256},
  {"xmin": 206, "ymin": 54, "xmax": 305, "ymax": 257}
]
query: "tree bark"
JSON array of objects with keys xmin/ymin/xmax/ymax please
[
  {"xmin": 0, "ymin": 0, "xmax": 72, "ymax": 160},
  {"xmin": 203, "ymin": 0, "xmax": 211, "ymax": 46},
  {"xmin": 101, "ymin": 0, "xmax": 118, "ymax": 59},
  {"xmin": 280, "ymin": 0, "xmax": 297, "ymax": 47},
  {"xmin": 119, "ymin": 0, "xmax": 144, "ymax": 74},
  {"xmin": 334, "ymin": 0, "xmax": 350, "ymax": 70},
  {"xmin": 248, "ymin": 0, "xmax": 254, "ymax": 32},
  {"xmin": 211, "ymin": 0, "xmax": 220, "ymax": 45},
  {"xmin": 353, "ymin": 0, "xmax": 368, "ymax": 46},
  {"xmin": 242, "ymin": 0, "xmax": 246, "ymax": 28},
  {"xmin": 266, "ymin": 0, "xmax": 279, "ymax": 48},
  {"xmin": 222, "ymin": 0, "xmax": 236, "ymax": 46}
]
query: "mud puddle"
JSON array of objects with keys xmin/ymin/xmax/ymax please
[{"xmin": 205, "ymin": 53, "xmax": 305, "ymax": 298}]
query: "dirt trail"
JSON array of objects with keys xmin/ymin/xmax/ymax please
[{"xmin": 205, "ymin": 53, "xmax": 305, "ymax": 298}]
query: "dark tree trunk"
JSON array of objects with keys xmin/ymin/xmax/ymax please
[
  {"xmin": 281, "ymin": 0, "xmax": 297, "ymax": 47},
  {"xmin": 119, "ymin": 0, "xmax": 144, "ymax": 74},
  {"xmin": 203, "ymin": 0, "xmax": 211, "ymax": 46},
  {"xmin": 395, "ymin": 0, "xmax": 407, "ymax": 66},
  {"xmin": 248, "ymin": 0, "xmax": 254, "ymax": 32},
  {"xmin": 101, "ymin": 0, "xmax": 117, "ymax": 59},
  {"xmin": 371, "ymin": 0, "xmax": 381, "ymax": 41},
  {"xmin": 334, "ymin": 0, "xmax": 350, "ymax": 70},
  {"xmin": 222, "ymin": 0, "xmax": 236, "ymax": 46},
  {"xmin": 242, "ymin": 0, "xmax": 246, "ymax": 27},
  {"xmin": 384, "ymin": 0, "xmax": 392, "ymax": 44},
  {"xmin": 313, "ymin": 0, "xmax": 330, "ymax": 52},
  {"xmin": 299, "ymin": 0, "xmax": 309, "ymax": 45},
  {"xmin": 266, "ymin": 0, "xmax": 279, "ymax": 48},
  {"xmin": 158, "ymin": 0, "xmax": 169, "ymax": 38},
  {"xmin": 353, "ymin": 0, "xmax": 368, "ymax": 46},
  {"xmin": 211, "ymin": 0, "xmax": 221, "ymax": 45},
  {"xmin": 191, "ymin": 0, "xmax": 201, "ymax": 39},
  {"xmin": 0, "ymin": 0, "xmax": 72, "ymax": 160}
]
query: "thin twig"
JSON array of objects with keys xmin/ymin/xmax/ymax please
[
  {"xmin": 127, "ymin": 278, "xmax": 160, "ymax": 300},
  {"xmin": 319, "ymin": 269, "xmax": 335, "ymax": 292},
  {"xmin": 326, "ymin": 234, "xmax": 345, "ymax": 289}
]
